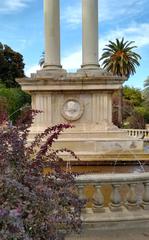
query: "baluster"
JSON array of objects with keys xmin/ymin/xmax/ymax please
[
  {"xmin": 93, "ymin": 184, "xmax": 105, "ymax": 212},
  {"xmin": 133, "ymin": 130, "xmax": 135, "ymax": 136},
  {"xmin": 110, "ymin": 184, "xmax": 122, "ymax": 211},
  {"xmin": 126, "ymin": 183, "xmax": 139, "ymax": 210},
  {"xmin": 137, "ymin": 130, "xmax": 139, "ymax": 137},
  {"xmin": 77, "ymin": 184, "xmax": 87, "ymax": 213},
  {"xmin": 130, "ymin": 130, "xmax": 132, "ymax": 136},
  {"xmin": 136, "ymin": 130, "xmax": 138, "ymax": 137},
  {"xmin": 142, "ymin": 182, "xmax": 149, "ymax": 210}
]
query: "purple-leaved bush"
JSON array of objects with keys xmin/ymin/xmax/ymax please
[{"xmin": 0, "ymin": 110, "xmax": 84, "ymax": 240}]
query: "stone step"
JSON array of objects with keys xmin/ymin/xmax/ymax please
[
  {"xmin": 66, "ymin": 208, "xmax": 149, "ymax": 240},
  {"xmin": 52, "ymin": 138, "xmax": 143, "ymax": 154},
  {"xmin": 60, "ymin": 152, "xmax": 149, "ymax": 162}
]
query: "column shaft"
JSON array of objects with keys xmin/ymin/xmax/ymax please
[
  {"xmin": 82, "ymin": 0, "xmax": 99, "ymax": 69},
  {"xmin": 44, "ymin": 0, "xmax": 61, "ymax": 69}
]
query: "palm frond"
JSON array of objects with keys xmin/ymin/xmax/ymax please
[{"xmin": 99, "ymin": 38, "xmax": 141, "ymax": 78}]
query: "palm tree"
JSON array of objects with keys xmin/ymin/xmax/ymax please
[
  {"xmin": 100, "ymin": 38, "xmax": 141, "ymax": 77},
  {"xmin": 100, "ymin": 38, "xmax": 141, "ymax": 126},
  {"xmin": 39, "ymin": 51, "xmax": 45, "ymax": 68}
]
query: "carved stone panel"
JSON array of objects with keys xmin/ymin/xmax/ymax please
[{"xmin": 61, "ymin": 99, "xmax": 84, "ymax": 121}]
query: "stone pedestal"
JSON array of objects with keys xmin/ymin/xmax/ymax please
[
  {"xmin": 17, "ymin": 0, "xmax": 144, "ymax": 159},
  {"xmin": 17, "ymin": 70, "xmax": 143, "ymax": 158}
]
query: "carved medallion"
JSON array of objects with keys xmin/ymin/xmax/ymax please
[{"xmin": 61, "ymin": 99, "xmax": 84, "ymax": 121}]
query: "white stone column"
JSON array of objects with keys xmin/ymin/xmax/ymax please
[
  {"xmin": 82, "ymin": 0, "xmax": 99, "ymax": 69},
  {"xmin": 44, "ymin": 0, "xmax": 62, "ymax": 69}
]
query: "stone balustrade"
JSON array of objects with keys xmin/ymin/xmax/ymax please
[
  {"xmin": 126, "ymin": 129, "xmax": 149, "ymax": 140},
  {"xmin": 66, "ymin": 173, "xmax": 149, "ymax": 238},
  {"xmin": 76, "ymin": 173, "xmax": 149, "ymax": 212}
]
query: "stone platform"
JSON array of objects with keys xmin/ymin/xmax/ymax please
[
  {"xmin": 18, "ymin": 70, "xmax": 144, "ymax": 159},
  {"xmin": 66, "ymin": 227, "xmax": 149, "ymax": 240},
  {"xmin": 17, "ymin": 0, "xmax": 145, "ymax": 163},
  {"xmin": 28, "ymin": 127, "xmax": 146, "ymax": 162}
]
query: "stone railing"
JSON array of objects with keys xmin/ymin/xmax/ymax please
[
  {"xmin": 76, "ymin": 173, "xmax": 149, "ymax": 212},
  {"xmin": 66, "ymin": 173, "xmax": 149, "ymax": 239},
  {"xmin": 126, "ymin": 129, "xmax": 149, "ymax": 140}
]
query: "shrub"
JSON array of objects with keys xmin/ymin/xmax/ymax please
[
  {"xmin": 0, "ymin": 110, "xmax": 83, "ymax": 240},
  {"xmin": 0, "ymin": 85, "xmax": 31, "ymax": 122}
]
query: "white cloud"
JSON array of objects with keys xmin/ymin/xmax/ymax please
[
  {"xmin": 25, "ymin": 64, "xmax": 40, "ymax": 77},
  {"xmin": 25, "ymin": 22, "xmax": 149, "ymax": 74},
  {"xmin": 0, "ymin": 0, "xmax": 31, "ymax": 13},
  {"xmin": 61, "ymin": 1, "xmax": 81, "ymax": 28},
  {"xmin": 62, "ymin": 50, "xmax": 82, "ymax": 71},
  {"xmin": 61, "ymin": 22, "xmax": 149, "ymax": 71},
  {"xmin": 100, "ymin": 0, "xmax": 147, "ymax": 22},
  {"xmin": 101, "ymin": 23, "xmax": 149, "ymax": 50},
  {"xmin": 62, "ymin": 0, "xmax": 148, "ymax": 27}
]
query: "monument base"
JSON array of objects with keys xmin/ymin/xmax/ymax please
[
  {"xmin": 29, "ymin": 127, "xmax": 144, "ymax": 159},
  {"xmin": 17, "ymin": 70, "xmax": 144, "ymax": 161}
]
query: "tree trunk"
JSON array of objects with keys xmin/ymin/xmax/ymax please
[{"xmin": 118, "ymin": 88, "xmax": 123, "ymax": 127}]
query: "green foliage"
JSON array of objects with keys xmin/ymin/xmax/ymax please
[
  {"xmin": 123, "ymin": 86, "xmax": 148, "ymax": 128},
  {"xmin": 0, "ymin": 42, "xmax": 25, "ymax": 88},
  {"xmin": 100, "ymin": 38, "xmax": 142, "ymax": 128},
  {"xmin": 113, "ymin": 86, "xmax": 148, "ymax": 128},
  {"xmin": 100, "ymin": 38, "xmax": 141, "ymax": 78},
  {"xmin": 127, "ymin": 110, "xmax": 145, "ymax": 129},
  {"xmin": 134, "ymin": 106, "xmax": 146, "ymax": 116},
  {"xmin": 0, "ymin": 85, "xmax": 31, "ymax": 122},
  {"xmin": 123, "ymin": 86, "xmax": 143, "ymax": 106},
  {"xmin": 39, "ymin": 51, "xmax": 45, "ymax": 67}
]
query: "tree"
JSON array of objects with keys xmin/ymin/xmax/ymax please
[
  {"xmin": 0, "ymin": 84, "xmax": 31, "ymax": 122},
  {"xmin": 99, "ymin": 38, "xmax": 141, "ymax": 77},
  {"xmin": 112, "ymin": 92, "xmax": 133, "ymax": 127},
  {"xmin": 123, "ymin": 86, "xmax": 145, "ymax": 128},
  {"xmin": 100, "ymin": 38, "xmax": 141, "ymax": 126},
  {"xmin": 144, "ymin": 76, "xmax": 149, "ymax": 109},
  {"xmin": 112, "ymin": 86, "xmax": 147, "ymax": 129},
  {"xmin": 0, "ymin": 95, "xmax": 8, "ymax": 114},
  {"xmin": 0, "ymin": 42, "xmax": 25, "ymax": 88},
  {"xmin": 143, "ymin": 77, "xmax": 149, "ymax": 123},
  {"xmin": 123, "ymin": 86, "xmax": 143, "ymax": 106},
  {"xmin": 0, "ymin": 110, "xmax": 83, "ymax": 240},
  {"xmin": 127, "ymin": 109, "xmax": 145, "ymax": 129},
  {"xmin": 39, "ymin": 51, "xmax": 45, "ymax": 68}
]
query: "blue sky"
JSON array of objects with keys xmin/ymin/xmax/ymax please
[{"xmin": 0, "ymin": 0, "xmax": 149, "ymax": 89}]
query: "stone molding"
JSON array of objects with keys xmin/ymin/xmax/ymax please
[{"xmin": 17, "ymin": 72, "xmax": 126, "ymax": 92}]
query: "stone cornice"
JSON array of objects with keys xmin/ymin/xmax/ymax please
[{"xmin": 17, "ymin": 71, "xmax": 126, "ymax": 92}]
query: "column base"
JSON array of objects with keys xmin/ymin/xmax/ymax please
[
  {"xmin": 31, "ymin": 67, "xmax": 67, "ymax": 78},
  {"xmin": 43, "ymin": 63, "xmax": 62, "ymax": 69},
  {"xmin": 77, "ymin": 66, "xmax": 110, "ymax": 77},
  {"xmin": 81, "ymin": 63, "xmax": 100, "ymax": 70}
]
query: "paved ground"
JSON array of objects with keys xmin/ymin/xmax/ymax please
[{"xmin": 67, "ymin": 228, "xmax": 149, "ymax": 240}]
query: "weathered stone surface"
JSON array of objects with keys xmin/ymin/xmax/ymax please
[
  {"xmin": 66, "ymin": 206, "xmax": 149, "ymax": 239},
  {"xmin": 17, "ymin": 71, "xmax": 143, "ymax": 155},
  {"xmin": 66, "ymin": 227, "xmax": 149, "ymax": 240}
]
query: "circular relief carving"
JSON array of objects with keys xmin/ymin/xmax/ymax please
[{"xmin": 61, "ymin": 99, "xmax": 84, "ymax": 121}]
